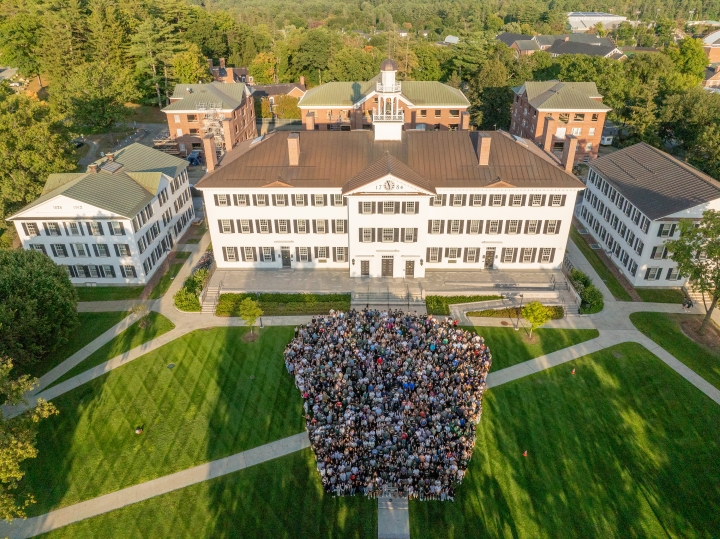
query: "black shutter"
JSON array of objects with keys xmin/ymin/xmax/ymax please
[
  {"xmin": 343, "ymin": 196, "xmax": 347, "ymax": 206},
  {"xmin": 377, "ymin": 228, "xmax": 382, "ymax": 241},
  {"xmin": 437, "ymin": 249, "xmax": 443, "ymax": 262},
  {"xmin": 69, "ymin": 244, "xmax": 76, "ymax": 257},
  {"xmin": 359, "ymin": 228, "xmax": 363, "ymax": 242},
  {"xmin": 252, "ymin": 195, "xmax": 257, "ymax": 206},
  {"xmin": 332, "ymin": 248, "xmax": 337, "ymax": 262},
  {"xmin": 218, "ymin": 220, "xmax": 224, "ymax": 233},
  {"xmin": 255, "ymin": 219, "xmax": 260, "ymax": 233},
  {"xmin": 442, "ymin": 194, "xmax": 447, "ymax": 206},
  {"xmin": 252, "ymin": 247, "xmax": 257, "ymax": 261},
  {"xmin": 662, "ymin": 247, "xmax": 668, "ymax": 259},
  {"xmin": 497, "ymin": 220, "xmax": 503, "ymax": 232},
  {"xmin": 426, "ymin": 247, "xmax": 430, "ymax": 262},
  {"xmin": 214, "ymin": 194, "xmax": 219, "ymax": 206},
  {"xmin": 440, "ymin": 221, "xmax": 445, "ymax": 234},
  {"xmin": 314, "ymin": 247, "xmax": 318, "ymax": 258},
  {"xmin": 524, "ymin": 221, "xmax": 530, "ymax": 234},
  {"xmin": 657, "ymin": 225, "xmax": 664, "ymax": 237},
  {"xmin": 413, "ymin": 229, "xmax": 418, "ymax": 242},
  {"xmin": 230, "ymin": 220, "xmax": 235, "ymax": 233},
  {"xmin": 512, "ymin": 248, "xmax": 518, "ymax": 263},
  {"xmin": 521, "ymin": 194, "xmax": 527, "ymax": 206},
  {"xmin": 504, "ymin": 221, "xmax": 510, "ymax": 234},
  {"xmin": 400, "ymin": 228, "xmax": 405, "ymax": 242},
  {"xmin": 358, "ymin": 201, "xmax": 363, "ymax": 212},
  {"xmin": 650, "ymin": 247, "xmax": 658, "ymax": 259},
  {"xmin": 531, "ymin": 248, "xmax": 537, "ymax": 263},
  {"xmin": 550, "ymin": 248, "xmax": 556, "ymax": 263},
  {"xmin": 274, "ymin": 219, "xmax": 279, "ymax": 233},
  {"xmin": 119, "ymin": 223, "xmax": 125, "ymax": 234},
  {"xmin": 560, "ymin": 194, "xmax": 566, "ymax": 206},
  {"xmin": 372, "ymin": 202, "xmax": 377, "ymax": 214},
  {"xmin": 485, "ymin": 221, "xmax": 491, "ymax": 234},
  {"xmin": 43, "ymin": 223, "xmax": 49, "ymax": 235},
  {"xmin": 241, "ymin": 248, "xmax": 246, "ymax": 261},
  {"xmin": 393, "ymin": 228, "xmax": 399, "ymax": 242},
  {"xmin": 249, "ymin": 220, "xmax": 254, "ymax": 233},
  {"xmin": 310, "ymin": 195, "xmax": 315, "ymax": 206},
  {"xmin": 312, "ymin": 220, "xmax": 317, "ymax": 233},
  {"xmin": 458, "ymin": 220, "xmax": 464, "ymax": 234},
  {"xmin": 554, "ymin": 220, "xmax": 562, "ymax": 234},
  {"xmin": 463, "ymin": 248, "xmax": 468, "ymax": 262},
  {"xmin": 114, "ymin": 244, "xmax": 120, "ymax": 256},
  {"xmin": 97, "ymin": 222, "xmax": 104, "ymax": 235},
  {"xmin": 462, "ymin": 194, "xmax": 467, "ymax": 206},
  {"xmin": 92, "ymin": 244, "xmax": 99, "ymax": 256},
  {"xmin": 395, "ymin": 202, "xmax": 400, "ymax": 214},
  {"xmin": 331, "ymin": 220, "xmax": 336, "ymax": 233},
  {"xmin": 500, "ymin": 248, "xmax": 506, "ymax": 263},
  {"xmin": 86, "ymin": 222, "xmax": 93, "ymax": 235},
  {"xmin": 272, "ymin": 194, "xmax": 277, "ymax": 206},
  {"xmin": 644, "ymin": 268, "xmax": 651, "ymax": 280},
  {"xmin": 307, "ymin": 247, "xmax": 312, "ymax": 262},
  {"xmin": 293, "ymin": 220, "xmax": 298, "ymax": 233},
  {"xmin": 669, "ymin": 224, "xmax": 676, "ymax": 237},
  {"xmin": 371, "ymin": 228, "xmax": 376, "ymax": 242},
  {"xmin": 323, "ymin": 195, "xmax": 328, "ymax": 206},
  {"xmin": 270, "ymin": 247, "xmax": 275, "ymax": 262},
  {"xmin": 222, "ymin": 247, "xmax": 228, "ymax": 261},
  {"xmin": 21, "ymin": 223, "xmax": 29, "ymax": 235},
  {"xmin": 295, "ymin": 247, "xmax": 300, "ymax": 261},
  {"xmin": 120, "ymin": 266, "xmax": 126, "ymax": 278},
  {"xmin": 444, "ymin": 247, "xmax": 449, "ymax": 257},
  {"xmin": 428, "ymin": 220, "xmax": 432, "ymax": 233},
  {"xmin": 268, "ymin": 221, "xmax": 273, "ymax": 233},
  {"xmin": 541, "ymin": 195, "xmax": 547, "ymax": 206},
  {"xmin": 501, "ymin": 195, "xmax": 507, "ymax": 206},
  {"xmin": 401, "ymin": 202, "xmax": 406, "ymax": 213},
  {"xmin": 543, "ymin": 221, "xmax": 549, "ymax": 234}
]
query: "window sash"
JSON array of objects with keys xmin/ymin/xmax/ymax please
[
  {"xmin": 508, "ymin": 220, "xmax": 519, "ymax": 234},
  {"xmin": 510, "ymin": 195, "xmax": 522, "ymax": 207},
  {"xmin": 491, "ymin": 195, "xmax": 502, "ymax": 207},
  {"xmin": 522, "ymin": 248, "xmax": 532, "ymax": 263},
  {"xmin": 227, "ymin": 247, "xmax": 237, "ymax": 261},
  {"xmin": 314, "ymin": 195, "xmax": 324, "ymax": 206},
  {"xmin": 297, "ymin": 220, "xmax": 307, "ymax": 233},
  {"xmin": 244, "ymin": 247, "xmax": 254, "ymax": 260},
  {"xmin": 240, "ymin": 220, "xmax": 251, "ymax": 233},
  {"xmin": 503, "ymin": 248, "xmax": 514, "ymax": 263},
  {"xmin": 217, "ymin": 194, "xmax": 229, "ymax": 206},
  {"xmin": 540, "ymin": 248, "xmax": 551, "ymax": 263},
  {"xmin": 383, "ymin": 201, "xmax": 394, "ymax": 214},
  {"xmin": 467, "ymin": 248, "xmax": 477, "ymax": 262},
  {"xmin": 259, "ymin": 220, "xmax": 269, "ymax": 233},
  {"xmin": 317, "ymin": 247, "xmax": 328, "ymax": 258},
  {"xmin": 278, "ymin": 220, "xmax": 289, "ymax": 233},
  {"xmin": 275, "ymin": 196, "xmax": 286, "ymax": 207},
  {"xmin": 262, "ymin": 247, "xmax": 272, "ymax": 260},
  {"xmin": 449, "ymin": 220, "xmax": 460, "ymax": 234},
  {"xmin": 316, "ymin": 220, "xmax": 326, "ymax": 233},
  {"xmin": 68, "ymin": 223, "xmax": 81, "ymax": 236},
  {"xmin": 429, "ymin": 247, "xmax": 440, "ymax": 262},
  {"xmin": 335, "ymin": 220, "xmax": 346, "ymax": 233},
  {"xmin": 530, "ymin": 195, "xmax": 542, "ymax": 207},
  {"xmin": 432, "ymin": 195, "xmax": 442, "ymax": 206},
  {"xmin": 237, "ymin": 194, "xmax": 248, "ymax": 206},
  {"xmin": 527, "ymin": 220, "xmax": 539, "ymax": 234},
  {"xmin": 333, "ymin": 194, "xmax": 343, "ymax": 206},
  {"xmin": 469, "ymin": 220, "xmax": 480, "ymax": 234},
  {"xmin": 448, "ymin": 248, "xmax": 459, "ymax": 259},
  {"xmin": 299, "ymin": 247, "xmax": 309, "ymax": 261},
  {"xmin": 489, "ymin": 220, "xmax": 499, "ymax": 234},
  {"xmin": 451, "ymin": 195, "xmax": 462, "ymax": 207},
  {"xmin": 431, "ymin": 220, "xmax": 442, "ymax": 234},
  {"xmin": 404, "ymin": 229, "xmax": 414, "ymax": 242},
  {"xmin": 336, "ymin": 247, "xmax": 346, "ymax": 262},
  {"xmin": 221, "ymin": 220, "xmax": 232, "ymax": 233},
  {"xmin": 546, "ymin": 220, "xmax": 558, "ymax": 234},
  {"xmin": 362, "ymin": 228, "xmax": 372, "ymax": 242},
  {"xmin": 256, "ymin": 195, "xmax": 267, "ymax": 206},
  {"xmin": 362, "ymin": 202, "xmax": 372, "ymax": 214},
  {"xmin": 405, "ymin": 201, "xmax": 416, "ymax": 214},
  {"xmin": 471, "ymin": 194, "xmax": 483, "ymax": 206},
  {"xmin": 550, "ymin": 195, "xmax": 562, "ymax": 207},
  {"xmin": 382, "ymin": 228, "xmax": 394, "ymax": 242}
]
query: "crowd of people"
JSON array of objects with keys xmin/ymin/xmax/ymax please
[{"xmin": 284, "ymin": 308, "xmax": 493, "ymax": 500}]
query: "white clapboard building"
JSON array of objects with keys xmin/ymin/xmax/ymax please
[
  {"xmin": 578, "ymin": 143, "xmax": 720, "ymax": 287},
  {"xmin": 8, "ymin": 144, "xmax": 195, "ymax": 284},
  {"xmin": 197, "ymin": 109, "xmax": 585, "ymax": 278}
]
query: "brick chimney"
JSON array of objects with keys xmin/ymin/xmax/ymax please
[
  {"xmin": 288, "ymin": 132, "xmax": 300, "ymax": 166},
  {"xmin": 299, "ymin": 75, "xmax": 305, "ymax": 87},
  {"xmin": 460, "ymin": 111, "xmax": 470, "ymax": 131},
  {"xmin": 477, "ymin": 133, "xmax": 492, "ymax": 166},
  {"xmin": 305, "ymin": 111, "xmax": 315, "ymax": 131},
  {"xmin": 561, "ymin": 134, "xmax": 578, "ymax": 173},
  {"xmin": 219, "ymin": 58, "xmax": 226, "ymax": 69},
  {"xmin": 207, "ymin": 58, "xmax": 213, "ymax": 70},
  {"xmin": 87, "ymin": 163, "xmax": 99, "ymax": 173},
  {"xmin": 203, "ymin": 134, "xmax": 218, "ymax": 173},
  {"xmin": 106, "ymin": 153, "xmax": 115, "ymax": 162},
  {"xmin": 542, "ymin": 116, "xmax": 557, "ymax": 153}
]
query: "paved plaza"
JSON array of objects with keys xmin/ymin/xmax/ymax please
[{"xmin": 2, "ymin": 228, "xmax": 719, "ymax": 539}]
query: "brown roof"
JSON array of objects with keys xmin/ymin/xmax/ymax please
[
  {"xmin": 343, "ymin": 153, "xmax": 435, "ymax": 194},
  {"xmin": 195, "ymin": 130, "xmax": 584, "ymax": 191},
  {"xmin": 591, "ymin": 142, "xmax": 720, "ymax": 220}
]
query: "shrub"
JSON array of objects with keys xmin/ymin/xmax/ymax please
[
  {"xmin": 568, "ymin": 268, "xmax": 604, "ymax": 314},
  {"xmin": 425, "ymin": 295, "xmax": 503, "ymax": 315},
  {"xmin": 173, "ymin": 287, "xmax": 201, "ymax": 312},
  {"xmin": 467, "ymin": 305, "xmax": 564, "ymax": 319},
  {"xmin": 215, "ymin": 293, "xmax": 351, "ymax": 316}
]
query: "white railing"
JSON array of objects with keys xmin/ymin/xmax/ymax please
[
  {"xmin": 373, "ymin": 110, "xmax": 405, "ymax": 122},
  {"xmin": 376, "ymin": 81, "xmax": 401, "ymax": 93}
]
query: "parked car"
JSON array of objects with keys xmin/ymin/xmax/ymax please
[{"xmin": 9, "ymin": 82, "xmax": 21, "ymax": 87}]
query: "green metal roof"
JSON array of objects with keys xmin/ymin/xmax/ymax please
[
  {"xmin": 298, "ymin": 76, "xmax": 469, "ymax": 108},
  {"xmin": 164, "ymin": 81, "xmax": 248, "ymax": 111},
  {"xmin": 515, "ymin": 81, "xmax": 611, "ymax": 111},
  {"xmin": 104, "ymin": 143, "xmax": 188, "ymax": 179},
  {"xmin": 10, "ymin": 144, "xmax": 187, "ymax": 220}
]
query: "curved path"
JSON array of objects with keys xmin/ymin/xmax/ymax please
[{"xmin": 2, "ymin": 233, "xmax": 719, "ymax": 538}]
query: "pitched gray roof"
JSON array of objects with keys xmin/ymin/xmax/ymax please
[
  {"xmin": 591, "ymin": 143, "xmax": 720, "ymax": 220},
  {"xmin": 515, "ymin": 40, "xmax": 540, "ymax": 51},
  {"xmin": 515, "ymin": 81, "xmax": 611, "ymax": 111},
  {"xmin": 164, "ymin": 82, "xmax": 248, "ymax": 111},
  {"xmin": 9, "ymin": 144, "xmax": 186, "ymax": 220},
  {"xmin": 496, "ymin": 32, "xmax": 533, "ymax": 46},
  {"xmin": 250, "ymin": 83, "xmax": 306, "ymax": 98},
  {"xmin": 547, "ymin": 40, "xmax": 621, "ymax": 58}
]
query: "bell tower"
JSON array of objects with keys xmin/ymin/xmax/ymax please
[{"xmin": 373, "ymin": 59, "xmax": 404, "ymax": 141}]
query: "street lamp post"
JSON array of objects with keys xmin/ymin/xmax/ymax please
[{"xmin": 515, "ymin": 294, "xmax": 524, "ymax": 331}]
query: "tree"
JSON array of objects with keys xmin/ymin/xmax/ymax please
[
  {"xmin": 665, "ymin": 38, "xmax": 707, "ymax": 81},
  {"xmin": 274, "ymin": 95, "xmax": 301, "ymax": 119},
  {"xmin": 467, "ymin": 59, "xmax": 510, "ymax": 129},
  {"xmin": 0, "ymin": 88, "xmax": 76, "ymax": 245},
  {"xmin": 0, "ymin": 357, "xmax": 57, "ymax": 520},
  {"xmin": 171, "ymin": 43, "xmax": 212, "ymax": 84},
  {"xmin": 0, "ymin": 10, "xmax": 43, "ymax": 88},
  {"xmin": 129, "ymin": 17, "xmax": 181, "ymax": 107},
  {"xmin": 238, "ymin": 298, "xmax": 263, "ymax": 334},
  {"xmin": 249, "ymin": 52, "xmax": 276, "ymax": 84},
  {"xmin": 665, "ymin": 210, "xmax": 720, "ymax": 334},
  {"xmin": 521, "ymin": 301, "xmax": 550, "ymax": 339},
  {"xmin": 52, "ymin": 60, "xmax": 137, "ymax": 132},
  {"xmin": 0, "ymin": 250, "xmax": 78, "ymax": 370},
  {"xmin": 327, "ymin": 47, "xmax": 378, "ymax": 81}
]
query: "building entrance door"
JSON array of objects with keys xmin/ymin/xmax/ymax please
[
  {"xmin": 382, "ymin": 256, "xmax": 394, "ymax": 277},
  {"xmin": 405, "ymin": 260, "xmax": 414, "ymax": 278},
  {"xmin": 281, "ymin": 247, "xmax": 291, "ymax": 268},
  {"xmin": 484, "ymin": 248, "xmax": 495, "ymax": 269},
  {"xmin": 361, "ymin": 260, "xmax": 370, "ymax": 276}
]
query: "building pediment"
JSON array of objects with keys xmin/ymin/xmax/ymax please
[
  {"xmin": 485, "ymin": 179, "xmax": 517, "ymax": 188},
  {"xmin": 262, "ymin": 180, "xmax": 294, "ymax": 188},
  {"xmin": 342, "ymin": 154, "xmax": 435, "ymax": 195}
]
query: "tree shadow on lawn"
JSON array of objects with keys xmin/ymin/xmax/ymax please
[
  {"xmin": 17, "ymin": 326, "xmax": 307, "ymax": 518},
  {"xmin": 203, "ymin": 326, "xmax": 377, "ymax": 538},
  {"xmin": 409, "ymin": 343, "xmax": 720, "ymax": 538}
]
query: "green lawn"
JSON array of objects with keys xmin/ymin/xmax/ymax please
[
  {"xmin": 174, "ymin": 251, "xmax": 191, "ymax": 260},
  {"xmin": 185, "ymin": 238, "xmax": 201, "ymax": 244},
  {"xmin": 411, "ymin": 343, "xmax": 720, "ymax": 538},
  {"xmin": 24, "ymin": 312, "xmax": 129, "ymax": 379},
  {"xmin": 630, "ymin": 312, "xmax": 720, "ymax": 390},
  {"xmin": 38, "ymin": 449, "xmax": 376, "ymax": 539},
  {"xmin": 216, "ymin": 293, "xmax": 351, "ymax": 316},
  {"xmin": 426, "ymin": 295, "xmax": 503, "ymax": 315},
  {"xmin": 20, "ymin": 326, "xmax": 303, "ymax": 516},
  {"xmin": 635, "ymin": 288, "xmax": 685, "ymax": 303},
  {"xmin": 76, "ymin": 286, "xmax": 144, "ymax": 302},
  {"xmin": 148, "ymin": 263, "xmax": 185, "ymax": 299},
  {"xmin": 570, "ymin": 225, "xmax": 632, "ymax": 302},
  {"xmin": 48, "ymin": 312, "xmax": 176, "ymax": 388},
  {"xmin": 472, "ymin": 326, "xmax": 599, "ymax": 370}
]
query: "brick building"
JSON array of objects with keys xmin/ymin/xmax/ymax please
[
  {"xmin": 297, "ymin": 60, "xmax": 470, "ymax": 132},
  {"xmin": 510, "ymin": 81, "xmax": 611, "ymax": 163},
  {"xmin": 704, "ymin": 65, "xmax": 720, "ymax": 89},
  {"xmin": 703, "ymin": 30, "xmax": 720, "ymax": 62},
  {"xmin": 208, "ymin": 58, "xmax": 252, "ymax": 84},
  {"xmin": 161, "ymin": 82, "xmax": 257, "ymax": 159}
]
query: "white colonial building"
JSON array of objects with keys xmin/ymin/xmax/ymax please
[
  {"xmin": 197, "ymin": 106, "xmax": 585, "ymax": 278},
  {"xmin": 8, "ymin": 144, "xmax": 195, "ymax": 284},
  {"xmin": 578, "ymin": 143, "xmax": 720, "ymax": 287}
]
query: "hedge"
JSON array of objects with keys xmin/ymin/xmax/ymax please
[
  {"xmin": 425, "ymin": 295, "xmax": 503, "ymax": 315},
  {"xmin": 215, "ymin": 293, "xmax": 351, "ymax": 316},
  {"xmin": 173, "ymin": 268, "xmax": 210, "ymax": 312},
  {"xmin": 568, "ymin": 268, "xmax": 604, "ymax": 314},
  {"xmin": 467, "ymin": 305, "xmax": 564, "ymax": 319}
]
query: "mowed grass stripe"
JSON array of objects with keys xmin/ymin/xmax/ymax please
[
  {"xmin": 410, "ymin": 343, "xmax": 720, "ymax": 538},
  {"xmin": 20, "ymin": 327, "xmax": 304, "ymax": 516}
]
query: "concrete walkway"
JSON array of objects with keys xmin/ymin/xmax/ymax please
[
  {"xmin": 378, "ymin": 497, "xmax": 410, "ymax": 539},
  {"xmin": 0, "ymin": 432, "xmax": 310, "ymax": 539}
]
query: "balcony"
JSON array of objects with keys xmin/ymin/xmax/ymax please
[
  {"xmin": 376, "ymin": 81, "xmax": 401, "ymax": 93},
  {"xmin": 372, "ymin": 109, "xmax": 405, "ymax": 122}
]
